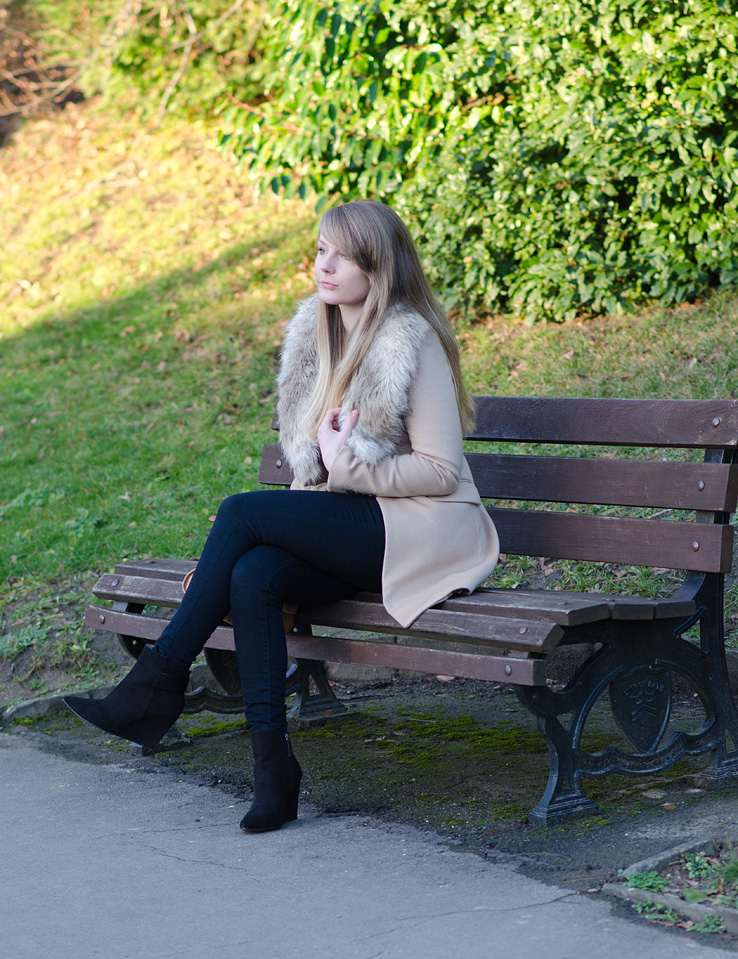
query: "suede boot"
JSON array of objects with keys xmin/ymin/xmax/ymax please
[
  {"xmin": 240, "ymin": 728, "xmax": 302, "ymax": 833},
  {"xmin": 64, "ymin": 646, "xmax": 188, "ymax": 750}
]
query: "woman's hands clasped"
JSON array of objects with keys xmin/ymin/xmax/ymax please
[{"xmin": 318, "ymin": 407, "xmax": 359, "ymax": 472}]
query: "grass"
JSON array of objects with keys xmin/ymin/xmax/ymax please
[{"xmin": 1, "ymin": 96, "xmax": 738, "ymax": 701}]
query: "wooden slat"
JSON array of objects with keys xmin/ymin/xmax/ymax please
[
  {"xmin": 293, "ymin": 596, "xmax": 564, "ymax": 652},
  {"xmin": 259, "ymin": 444, "xmax": 293, "ymax": 486},
  {"xmin": 467, "ymin": 454, "xmax": 738, "ymax": 511},
  {"xmin": 471, "ymin": 397, "xmax": 738, "ymax": 449},
  {"xmin": 85, "ymin": 606, "xmax": 233, "ymax": 646},
  {"xmin": 114, "ymin": 558, "xmax": 194, "ymax": 581},
  {"xmin": 94, "ymin": 574, "xmax": 559, "ymax": 650},
  {"xmin": 436, "ymin": 588, "xmax": 610, "ymax": 626},
  {"xmin": 488, "ymin": 507, "xmax": 735, "ymax": 572},
  {"xmin": 316, "ymin": 588, "xmax": 610, "ymax": 628},
  {"xmin": 438, "ymin": 588, "xmax": 695, "ymax": 623},
  {"xmin": 285, "ymin": 633, "xmax": 546, "ymax": 685},
  {"xmin": 84, "ymin": 608, "xmax": 546, "ymax": 686},
  {"xmin": 90, "ymin": 579, "xmax": 564, "ymax": 650},
  {"xmin": 93, "ymin": 573, "xmax": 185, "ymax": 606}
]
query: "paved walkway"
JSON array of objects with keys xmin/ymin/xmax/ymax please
[{"xmin": 1, "ymin": 733, "xmax": 726, "ymax": 959}]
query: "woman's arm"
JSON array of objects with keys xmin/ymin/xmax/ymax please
[{"xmin": 325, "ymin": 334, "xmax": 465, "ymax": 498}]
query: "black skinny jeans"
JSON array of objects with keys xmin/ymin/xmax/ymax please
[{"xmin": 154, "ymin": 490, "xmax": 385, "ymax": 730}]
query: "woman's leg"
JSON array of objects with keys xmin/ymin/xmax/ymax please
[
  {"xmin": 65, "ymin": 490, "xmax": 384, "ymax": 754},
  {"xmin": 230, "ymin": 546, "xmax": 370, "ymax": 834},
  {"xmin": 229, "ymin": 545, "xmax": 374, "ymax": 730},
  {"xmin": 155, "ymin": 490, "xmax": 385, "ymax": 673}
]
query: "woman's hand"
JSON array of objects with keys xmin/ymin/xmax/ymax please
[{"xmin": 318, "ymin": 407, "xmax": 359, "ymax": 472}]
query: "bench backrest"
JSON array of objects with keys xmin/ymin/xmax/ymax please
[{"xmin": 259, "ymin": 397, "xmax": 738, "ymax": 576}]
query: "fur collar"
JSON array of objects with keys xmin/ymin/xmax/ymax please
[{"xmin": 276, "ymin": 294, "xmax": 429, "ymax": 485}]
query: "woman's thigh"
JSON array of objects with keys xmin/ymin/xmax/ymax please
[{"xmin": 217, "ymin": 490, "xmax": 385, "ymax": 592}]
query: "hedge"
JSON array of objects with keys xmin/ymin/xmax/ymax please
[{"xmin": 218, "ymin": 0, "xmax": 738, "ymax": 320}]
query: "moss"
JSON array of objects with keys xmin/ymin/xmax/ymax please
[
  {"xmin": 180, "ymin": 717, "xmax": 246, "ymax": 739},
  {"xmin": 11, "ymin": 717, "xmax": 42, "ymax": 727}
]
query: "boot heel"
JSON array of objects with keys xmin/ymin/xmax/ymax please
[{"xmin": 284, "ymin": 782, "xmax": 300, "ymax": 823}]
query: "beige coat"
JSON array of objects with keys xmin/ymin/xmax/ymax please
[
  {"xmin": 327, "ymin": 332, "xmax": 499, "ymax": 626},
  {"xmin": 278, "ymin": 297, "xmax": 499, "ymax": 628}
]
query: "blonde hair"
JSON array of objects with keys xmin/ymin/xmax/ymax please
[{"xmin": 305, "ymin": 200, "xmax": 475, "ymax": 436}]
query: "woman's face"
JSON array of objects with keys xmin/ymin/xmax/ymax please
[{"xmin": 314, "ymin": 234, "xmax": 370, "ymax": 322}]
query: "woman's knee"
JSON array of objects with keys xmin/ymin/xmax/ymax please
[
  {"xmin": 216, "ymin": 492, "xmax": 251, "ymax": 526},
  {"xmin": 230, "ymin": 546, "xmax": 288, "ymax": 608}
]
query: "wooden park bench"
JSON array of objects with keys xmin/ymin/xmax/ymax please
[{"xmin": 84, "ymin": 396, "xmax": 738, "ymax": 826}]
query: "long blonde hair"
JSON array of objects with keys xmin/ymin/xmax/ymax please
[{"xmin": 305, "ymin": 200, "xmax": 475, "ymax": 436}]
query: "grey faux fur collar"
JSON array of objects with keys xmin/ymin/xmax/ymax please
[{"xmin": 276, "ymin": 294, "xmax": 429, "ymax": 486}]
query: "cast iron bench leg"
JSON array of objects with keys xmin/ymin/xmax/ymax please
[{"xmin": 517, "ymin": 613, "xmax": 738, "ymax": 826}]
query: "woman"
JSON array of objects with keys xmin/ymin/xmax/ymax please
[{"xmin": 65, "ymin": 200, "xmax": 500, "ymax": 833}]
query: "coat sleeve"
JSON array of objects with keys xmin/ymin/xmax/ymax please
[{"xmin": 326, "ymin": 334, "xmax": 465, "ymax": 498}]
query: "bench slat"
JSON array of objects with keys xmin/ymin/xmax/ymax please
[
  {"xmin": 471, "ymin": 397, "xmax": 738, "ymax": 449},
  {"xmin": 488, "ymin": 507, "xmax": 734, "ymax": 572},
  {"xmin": 115, "ymin": 558, "xmax": 194, "ymax": 581},
  {"xmin": 94, "ymin": 573, "xmax": 185, "ymax": 607},
  {"xmin": 85, "ymin": 607, "xmax": 547, "ymax": 686},
  {"xmin": 441, "ymin": 588, "xmax": 696, "ymax": 623},
  {"xmin": 92, "ymin": 575, "xmax": 563, "ymax": 652},
  {"xmin": 285, "ymin": 632, "xmax": 546, "ymax": 685},
  {"xmin": 86, "ymin": 606, "xmax": 230, "ymax": 647},
  {"xmin": 258, "ymin": 444, "xmax": 293, "ymax": 485},
  {"xmin": 467, "ymin": 454, "xmax": 738, "ymax": 511},
  {"xmin": 258, "ymin": 443, "xmax": 738, "ymax": 512},
  {"xmin": 293, "ymin": 596, "xmax": 564, "ymax": 652},
  {"xmin": 303, "ymin": 589, "xmax": 610, "ymax": 628}
]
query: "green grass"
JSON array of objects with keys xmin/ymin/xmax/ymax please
[
  {"xmin": 1, "ymin": 98, "xmax": 738, "ymax": 699},
  {"xmin": 1, "ymin": 106, "xmax": 315, "ymax": 588}
]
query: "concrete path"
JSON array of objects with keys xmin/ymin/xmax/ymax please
[{"xmin": 1, "ymin": 732, "xmax": 724, "ymax": 959}]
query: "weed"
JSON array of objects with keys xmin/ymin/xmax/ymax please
[
  {"xmin": 633, "ymin": 903, "xmax": 682, "ymax": 925},
  {"xmin": 0, "ymin": 624, "xmax": 47, "ymax": 658},
  {"xmin": 715, "ymin": 856, "xmax": 738, "ymax": 889},
  {"xmin": 691, "ymin": 915, "xmax": 726, "ymax": 934},
  {"xmin": 626, "ymin": 871, "xmax": 670, "ymax": 893},
  {"xmin": 681, "ymin": 852, "xmax": 715, "ymax": 881}
]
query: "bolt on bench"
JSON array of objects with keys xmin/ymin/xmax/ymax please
[{"xmin": 84, "ymin": 397, "xmax": 738, "ymax": 825}]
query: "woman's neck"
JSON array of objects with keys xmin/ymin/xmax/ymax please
[{"xmin": 339, "ymin": 301, "xmax": 364, "ymax": 335}]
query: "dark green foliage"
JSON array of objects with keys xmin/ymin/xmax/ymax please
[{"xmin": 219, "ymin": 0, "xmax": 738, "ymax": 320}]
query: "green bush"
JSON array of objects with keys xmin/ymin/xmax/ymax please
[{"xmin": 219, "ymin": 0, "xmax": 738, "ymax": 320}]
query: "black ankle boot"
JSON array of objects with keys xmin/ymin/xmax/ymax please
[
  {"xmin": 64, "ymin": 646, "xmax": 188, "ymax": 750},
  {"xmin": 240, "ymin": 728, "xmax": 302, "ymax": 833}
]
